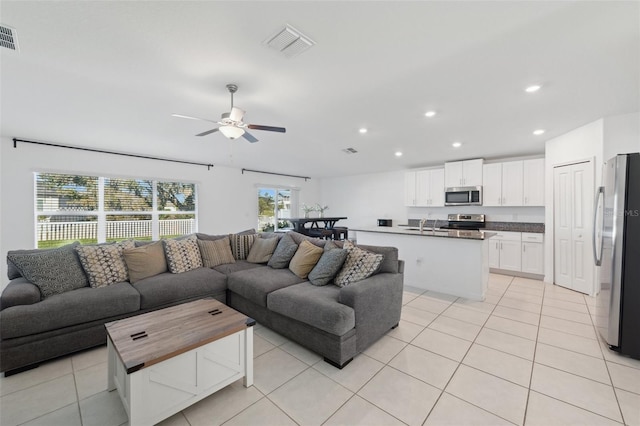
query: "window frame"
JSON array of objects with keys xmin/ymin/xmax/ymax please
[{"xmin": 256, "ymin": 185, "xmax": 299, "ymax": 233}]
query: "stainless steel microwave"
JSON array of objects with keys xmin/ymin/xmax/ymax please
[{"xmin": 445, "ymin": 186, "xmax": 483, "ymax": 206}]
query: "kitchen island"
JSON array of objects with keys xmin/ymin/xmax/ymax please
[{"xmin": 352, "ymin": 226, "xmax": 495, "ymax": 301}]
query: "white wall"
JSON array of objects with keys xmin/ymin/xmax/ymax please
[
  {"xmin": 603, "ymin": 112, "xmax": 640, "ymax": 161},
  {"xmin": 0, "ymin": 138, "xmax": 320, "ymax": 287}
]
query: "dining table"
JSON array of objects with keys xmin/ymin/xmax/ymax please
[{"xmin": 286, "ymin": 217, "xmax": 348, "ymax": 235}]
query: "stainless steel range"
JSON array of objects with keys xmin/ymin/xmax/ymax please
[{"xmin": 439, "ymin": 214, "xmax": 486, "ymax": 231}]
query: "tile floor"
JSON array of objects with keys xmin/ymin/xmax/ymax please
[{"xmin": 1, "ymin": 274, "xmax": 639, "ymax": 426}]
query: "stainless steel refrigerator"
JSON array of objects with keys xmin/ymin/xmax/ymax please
[{"xmin": 594, "ymin": 153, "xmax": 640, "ymax": 360}]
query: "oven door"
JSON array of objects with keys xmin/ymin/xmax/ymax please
[{"xmin": 445, "ymin": 188, "xmax": 471, "ymax": 205}]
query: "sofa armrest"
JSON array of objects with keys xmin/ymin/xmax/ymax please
[
  {"xmin": 0, "ymin": 278, "xmax": 41, "ymax": 310},
  {"xmin": 338, "ymin": 272, "xmax": 403, "ymax": 351}
]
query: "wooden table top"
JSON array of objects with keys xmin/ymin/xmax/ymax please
[{"xmin": 105, "ymin": 298, "xmax": 254, "ymax": 374}]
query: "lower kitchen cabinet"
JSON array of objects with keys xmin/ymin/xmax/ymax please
[
  {"xmin": 488, "ymin": 231, "xmax": 543, "ymax": 275},
  {"xmin": 521, "ymin": 233, "xmax": 544, "ymax": 274}
]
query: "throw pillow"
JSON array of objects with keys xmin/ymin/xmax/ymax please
[
  {"xmin": 196, "ymin": 232, "xmax": 227, "ymax": 241},
  {"xmin": 229, "ymin": 233, "xmax": 257, "ymax": 260},
  {"xmin": 122, "ymin": 241, "xmax": 168, "ymax": 283},
  {"xmin": 289, "ymin": 240, "xmax": 324, "ymax": 279},
  {"xmin": 308, "ymin": 248, "xmax": 348, "ymax": 286},
  {"xmin": 334, "ymin": 240, "xmax": 384, "ymax": 287},
  {"xmin": 197, "ymin": 237, "xmax": 235, "ymax": 268},
  {"xmin": 246, "ymin": 236, "xmax": 279, "ymax": 264},
  {"xmin": 267, "ymin": 233, "xmax": 298, "ymax": 269},
  {"xmin": 7, "ymin": 242, "xmax": 88, "ymax": 298},
  {"xmin": 75, "ymin": 240, "xmax": 135, "ymax": 288},
  {"xmin": 163, "ymin": 235, "xmax": 203, "ymax": 273}
]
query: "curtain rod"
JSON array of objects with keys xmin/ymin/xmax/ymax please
[
  {"xmin": 12, "ymin": 138, "xmax": 214, "ymax": 170},
  {"xmin": 241, "ymin": 168, "xmax": 310, "ymax": 181}
]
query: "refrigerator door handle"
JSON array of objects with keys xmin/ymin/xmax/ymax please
[{"xmin": 593, "ymin": 186, "xmax": 605, "ymax": 266}]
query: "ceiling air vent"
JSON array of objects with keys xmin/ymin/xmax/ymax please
[
  {"xmin": 342, "ymin": 148, "xmax": 358, "ymax": 154},
  {"xmin": 0, "ymin": 25, "xmax": 18, "ymax": 51},
  {"xmin": 264, "ymin": 25, "xmax": 315, "ymax": 58}
]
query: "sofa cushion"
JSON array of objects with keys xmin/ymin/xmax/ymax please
[
  {"xmin": 227, "ymin": 267, "xmax": 305, "ymax": 307},
  {"xmin": 163, "ymin": 235, "xmax": 203, "ymax": 273},
  {"xmin": 76, "ymin": 240, "xmax": 135, "ymax": 288},
  {"xmin": 246, "ymin": 237, "xmax": 279, "ymax": 264},
  {"xmin": 229, "ymin": 233, "xmax": 257, "ymax": 260},
  {"xmin": 0, "ymin": 282, "xmax": 140, "ymax": 339},
  {"xmin": 0, "ymin": 278, "xmax": 42, "ymax": 310},
  {"xmin": 267, "ymin": 234, "xmax": 298, "ymax": 269},
  {"xmin": 288, "ymin": 240, "xmax": 323, "ymax": 279},
  {"xmin": 197, "ymin": 237, "xmax": 235, "ymax": 268},
  {"xmin": 268, "ymin": 282, "xmax": 355, "ymax": 336},
  {"xmin": 334, "ymin": 240, "xmax": 384, "ymax": 287},
  {"xmin": 7, "ymin": 242, "xmax": 88, "ymax": 298},
  {"xmin": 308, "ymin": 248, "xmax": 348, "ymax": 286},
  {"xmin": 123, "ymin": 241, "xmax": 168, "ymax": 284},
  {"xmin": 213, "ymin": 260, "xmax": 264, "ymax": 275},
  {"xmin": 132, "ymin": 267, "xmax": 227, "ymax": 310}
]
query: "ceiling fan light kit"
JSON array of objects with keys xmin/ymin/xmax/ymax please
[{"xmin": 173, "ymin": 84, "xmax": 285, "ymax": 143}]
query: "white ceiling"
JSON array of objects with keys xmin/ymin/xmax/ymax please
[{"xmin": 1, "ymin": 1, "xmax": 638, "ymax": 178}]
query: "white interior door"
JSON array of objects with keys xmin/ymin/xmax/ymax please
[{"xmin": 553, "ymin": 161, "xmax": 594, "ymax": 294}]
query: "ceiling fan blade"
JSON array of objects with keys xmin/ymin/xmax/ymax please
[
  {"xmin": 172, "ymin": 114, "xmax": 219, "ymax": 124},
  {"xmin": 196, "ymin": 128, "xmax": 220, "ymax": 137},
  {"xmin": 242, "ymin": 131, "xmax": 259, "ymax": 143},
  {"xmin": 229, "ymin": 107, "xmax": 245, "ymax": 122},
  {"xmin": 247, "ymin": 124, "xmax": 286, "ymax": 133}
]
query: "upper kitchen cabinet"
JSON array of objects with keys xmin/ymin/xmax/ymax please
[
  {"xmin": 444, "ymin": 159, "xmax": 483, "ymax": 187},
  {"xmin": 523, "ymin": 158, "xmax": 545, "ymax": 206},
  {"xmin": 405, "ymin": 168, "xmax": 445, "ymax": 207},
  {"xmin": 482, "ymin": 161, "xmax": 523, "ymax": 206}
]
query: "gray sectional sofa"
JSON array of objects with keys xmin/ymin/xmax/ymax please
[{"xmin": 0, "ymin": 231, "xmax": 403, "ymax": 374}]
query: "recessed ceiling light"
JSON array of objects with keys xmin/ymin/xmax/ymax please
[
  {"xmin": 452, "ymin": 142, "xmax": 462, "ymax": 148},
  {"xmin": 533, "ymin": 129, "xmax": 545, "ymax": 135},
  {"xmin": 395, "ymin": 151, "xmax": 403, "ymax": 157},
  {"xmin": 359, "ymin": 128, "xmax": 367, "ymax": 134},
  {"xmin": 425, "ymin": 111, "xmax": 436, "ymax": 118},
  {"xmin": 525, "ymin": 85, "xmax": 542, "ymax": 93}
]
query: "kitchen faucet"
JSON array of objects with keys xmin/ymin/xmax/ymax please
[{"xmin": 419, "ymin": 217, "xmax": 428, "ymax": 232}]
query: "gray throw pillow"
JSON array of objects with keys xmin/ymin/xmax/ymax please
[
  {"xmin": 7, "ymin": 242, "xmax": 88, "ymax": 298},
  {"xmin": 267, "ymin": 233, "xmax": 298, "ymax": 269},
  {"xmin": 246, "ymin": 237, "xmax": 279, "ymax": 264},
  {"xmin": 308, "ymin": 248, "xmax": 348, "ymax": 286}
]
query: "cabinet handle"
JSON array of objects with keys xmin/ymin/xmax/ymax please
[
  {"xmin": 523, "ymin": 245, "xmax": 526, "ymax": 252},
  {"xmin": 524, "ymin": 196, "xmax": 528, "ymax": 204}
]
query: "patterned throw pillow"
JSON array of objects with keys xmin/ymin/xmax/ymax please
[
  {"xmin": 289, "ymin": 240, "xmax": 324, "ymax": 279},
  {"xmin": 7, "ymin": 242, "xmax": 88, "ymax": 298},
  {"xmin": 267, "ymin": 233, "xmax": 299, "ymax": 269},
  {"xmin": 334, "ymin": 240, "xmax": 384, "ymax": 287},
  {"xmin": 246, "ymin": 237, "xmax": 279, "ymax": 264},
  {"xmin": 229, "ymin": 233, "xmax": 257, "ymax": 260},
  {"xmin": 197, "ymin": 237, "xmax": 235, "ymax": 268},
  {"xmin": 163, "ymin": 235, "xmax": 203, "ymax": 273},
  {"xmin": 308, "ymin": 248, "xmax": 348, "ymax": 286},
  {"xmin": 75, "ymin": 240, "xmax": 135, "ymax": 288}
]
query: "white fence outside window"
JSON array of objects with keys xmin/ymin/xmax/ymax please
[{"xmin": 37, "ymin": 219, "xmax": 195, "ymax": 241}]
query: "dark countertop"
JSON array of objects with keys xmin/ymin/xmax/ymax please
[
  {"xmin": 404, "ymin": 219, "xmax": 545, "ymax": 234},
  {"xmin": 352, "ymin": 227, "xmax": 496, "ymax": 241}
]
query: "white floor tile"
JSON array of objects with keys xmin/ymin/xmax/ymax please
[
  {"xmin": 358, "ymin": 366, "xmax": 440, "ymax": 426},
  {"xmin": 313, "ymin": 354, "xmax": 384, "ymax": 393},
  {"xmin": 542, "ymin": 305, "xmax": 593, "ymax": 325},
  {"xmin": 385, "ymin": 319, "xmax": 425, "ymax": 343},
  {"xmin": 0, "ymin": 374, "xmax": 77, "ymax": 426},
  {"xmin": 253, "ymin": 334, "xmax": 275, "ymax": 358},
  {"xmin": 425, "ymin": 392, "xmax": 513, "ymax": 426},
  {"xmin": 442, "ymin": 305, "xmax": 490, "ymax": 326},
  {"xmin": 446, "ymin": 364, "xmax": 528, "ymax": 425},
  {"xmin": 598, "ymin": 338, "xmax": 640, "ymax": 370},
  {"xmin": 539, "ymin": 315, "xmax": 597, "ymax": 340},
  {"xmin": 502, "ymin": 291, "xmax": 543, "ymax": 305},
  {"xmin": 254, "ymin": 327, "xmax": 290, "ymax": 346},
  {"xmin": 543, "ymin": 297, "xmax": 589, "ymax": 314},
  {"xmin": 324, "ymin": 395, "xmax": 405, "ymax": 426},
  {"xmin": 279, "ymin": 340, "xmax": 323, "ymax": 365},
  {"xmin": 422, "ymin": 290, "xmax": 458, "ymax": 304},
  {"xmin": 512, "ymin": 277, "xmax": 545, "ymax": 288},
  {"xmin": 607, "ymin": 361, "xmax": 640, "ymax": 394},
  {"xmin": 156, "ymin": 412, "xmax": 191, "ymax": 426},
  {"xmin": 403, "ymin": 285, "xmax": 426, "ymax": 295},
  {"xmin": 525, "ymin": 390, "xmax": 621, "ymax": 426},
  {"xmin": 484, "ymin": 315, "xmax": 538, "ymax": 341},
  {"xmin": 462, "ymin": 344, "xmax": 532, "ymax": 387},
  {"xmin": 534, "ymin": 343, "xmax": 610, "ymax": 384},
  {"xmin": 20, "ymin": 403, "xmax": 82, "ymax": 426},
  {"xmin": 78, "ymin": 390, "xmax": 128, "ymax": 426},
  {"xmin": 400, "ymin": 305, "xmax": 438, "ymax": 326},
  {"xmin": 406, "ymin": 295, "xmax": 451, "ymax": 314},
  {"xmin": 483, "ymin": 293, "xmax": 502, "ymax": 305},
  {"xmin": 508, "ymin": 284, "xmax": 544, "ymax": 297},
  {"xmin": 475, "ymin": 328, "xmax": 536, "ymax": 360},
  {"xmin": 389, "ymin": 345, "xmax": 459, "ymax": 389},
  {"xmin": 182, "ymin": 379, "xmax": 263, "ymax": 426},
  {"xmin": 71, "ymin": 346, "xmax": 107, "ymax": 372},
  {"xmin": 224, "ymin": 398, "xmax": 296, "ymax": 426},
  {"xmin": 498, "ymin": 296, "xmax": 542, "ymax": 314},
  {"xmin": 269, "ymin": 368, "xmax": 353, "ymax": 426},
  {"xmin": 363, "ymin": 335, "xmax": 407, "ymax": 364},
  {"xmin": 615, "ymin": 388, "xmax": 640, "ymax": 426},
  {"xmin": 411, "ymin": 328, "xmax": 472, "ymax": 362},
  {"xmin": 403, "ymin": 291, "xmax": 420, "ymax": 305},
  {"xmin": 252, "ymin": 347, "xmax": 308, "ymax": 394},
  {"xmin": 537, "ymin": 327, "xmax": 602, "ymax": 358},
  {"xmin": 0, "ymin": 357, "xmax": 73, "ymax": 397},
  {"xmin": 453, "ymin": 298, "xmax": 497, "ymax": 314},
  {"xmin": 428, "ymin": 315, "xmax": 482, "ymax": 342},
  {"xmin": 492, "ymin": 305, "xmax": 540, "ymax": 325},
  {"xmin": 530, "ymin": 364, "xmax": 622, "ymax": 422},
  {"xmin": 544, "ymin": 286, "xmax": 588, "ymax": 303},
  {"xmin": 75, "ymin": 362, "xmax": 107, "ymax": 400}
]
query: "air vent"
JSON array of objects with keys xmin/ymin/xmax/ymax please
[
  {"xmin": 265, "ymin": 25, "xmax": 315, "ymax": 58},
  {"xmin": 0, "ymin": 25, "xmax": 18, "ymax": 51},
  {"xmin": 342, "ymin": 148, "xmax": 358, "ymax": 154}
]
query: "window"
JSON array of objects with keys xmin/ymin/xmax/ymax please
[
  {"xmin": 257, "ymin": 187, "xmax": 297, "ymax": 233},
  {"xmin": 35, "ymin": 173, "xmax": 197, "ymax": 248}
]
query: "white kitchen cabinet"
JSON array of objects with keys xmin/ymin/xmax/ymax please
[
  {"xmin": 405, "ymin": 168, "xmax": 444, "ymax": 207},
  {"xmin": 523, "ymin": 159, "xmax": 545, "ymax": 206},
  {"xmin": 522, "ymin": 233, "xmax": 544, "ymax": 275},
  {"xmin": 488, "ymin": 231, "xmax": 522, "ymax": 271},
  {"xmin": 444, "ymin": 159, "xmax": 483, "ymax": 187},
  {"xmin": 482, "ymin": 161, "xmax": 523, "ymax": 206}
]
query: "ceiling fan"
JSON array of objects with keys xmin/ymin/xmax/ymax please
[{"xmin": 172, "ymin": 84, "xmax": 286, "ymax": 143}]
